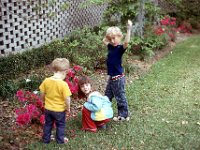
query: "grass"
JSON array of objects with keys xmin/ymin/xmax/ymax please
[{"xmin": 28, "ymin": 35, "xmax": 200, "ymax": 150}]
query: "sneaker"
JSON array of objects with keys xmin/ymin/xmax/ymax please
[
  {"xmin": 64, "ymin": 137, "xmax": 69, "ymax": 143},
  {"xmin": 113, "ymin": 116, "xmax": 130, "ymax": 121},
  {"xmin": 50, "ymin": 135, "xmax": 55, "ymax": 141}
]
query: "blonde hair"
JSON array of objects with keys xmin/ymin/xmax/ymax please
[
  {"xmin": 51, "ymin": 58, "xmax": 69, "ymax": 72},
  {"xmin": 105, "ymin": 26, "xmax": 123, "ymax": 40}
]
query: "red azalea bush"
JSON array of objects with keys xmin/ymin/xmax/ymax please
[
  {"xmin": 154, "ymin": 16, "xmax": 177, "ymax": 41},
  {"xmin": 177, "ymin": 21, "xmax": 192, "ymax": 33},
  {"xmin": 15, "ymin": 65, "xmax": 83, "ymax": 127},
  {"xmin": 65, "ymin": 65, "xmax": 83, "ymax": 99},
  {"xmin": 154, "ymin": 16, "xmax": 193, "ymax": 42},
  {"xmin": 15, "ymin": 66, "xmax": 82, "ymax": 126},
  {"xmin": 15, "ymin": 90, "xmax": 44, "ymax": 127}
]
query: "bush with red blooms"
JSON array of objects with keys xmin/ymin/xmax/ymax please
[
  {"xmin": 14, "ymin": 65, "xmax": 83, "ymax": 127},
  {"xmin": 176, "ymin": 21, "xmax": 192, "ymax": 33},
  {"xmin": 154, "ymin": 16, "xmax": 193, "ymax": 42},
  {"xmin": 65, "ymin": 65, "xmax": 83, "ymax": 99},
  {"xmin": 154, "ymin": 16, "xmax": 177, "ymax": 41},
  {"xmin": 15, "ymin": 90, "xmax": 45, "ymax": 127}
]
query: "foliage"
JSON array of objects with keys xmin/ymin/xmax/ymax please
[
  {"xmin": 163, "ymin": 0, "xmax": 200, "ymax": 29},
  {"xmin": 92, "ymin": 0, "xmax": 161, "ymax": 28},
  {"xmin": 66, "ymin": 27, "xmax": 107, "ymax": 70},
  {"xmin": 0, "ymin": 42, "xmax": 66, "ymax": 81},
  {"xmin": 79, "ymin": 0, "xmax": 110, "ymax": 8},
  {"xmin": 128, "ymin": 25, "xmax": 168, "ymax": 60},
  {"xmin": 18, "ymin": 75, "xmax": 44, "ymax": 91},
  {"xmin": 0, "ymin": 80, "xmax": 18, "ymax": 99},
  {"xmin": 0, "ymin": 74, "xmax": 45, "ymax": 100},
  {"xmin": 15, "ymin": 0, "xmax": 69, "ymax": 20}
]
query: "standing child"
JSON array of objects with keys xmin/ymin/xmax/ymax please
[
  {"xmin": 39, "ymin": 58, "xmax": 71, "ymax": 144},
  {"xmin": 103, "ymin": 20, "xmax": 133, "ymax": 121},
  {"xmin": 78, "ymin": 76, "xmax": 113, "ymax": 132}
]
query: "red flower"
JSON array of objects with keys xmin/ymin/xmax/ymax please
[
  {"xmin": 16, "ymin": 90, "xmax": 27, "ymax": 102},
  {"xmin": 15, "ymin": 90, "xmax": 44, "ymax": 127},
  {"xmin": 73, "ymin": 77, "xmax": 79, "ymax": 83},
  {"xmin": 67, "ymin": 69, "xmax": 75, "ymax": 79},
  {"xmin": 40, "ymin": 115, "xmax": 45, "ymax": 125},
  {"xmin": 154, "ymin": 27, "xmax": 164, "ymax": 35},
  {"xmin": 26, "ymin": 104, "xmax": 37, "ymax": 114},
  {"xmin": 73, "ymin": 65, "xmax": 82, "ymax": 72},
  {"xmin": 32, "ymin": 110, "xmax": 40, "ymax": 119},
  {"xmin": 16, "ymin": 113, "xmax": 31, "ymax": 126},
  {"xmin": 36, "ymin": 99, "xmax": 43, "ymax": 109}
]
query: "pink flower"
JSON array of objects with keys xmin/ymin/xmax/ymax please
[
  {"xmin": 73, "ymin": 77, "xmax": 79, "ymax": 83},
  {"xmin": 154, "ymin": 27, "xmax": 164, "ymax": 35},
  {"xmin": 32, "ymin": 110, "xmax": 40, "ymax": 119},
  {"xmin": 73, "ymin": 65, "xmax": 82, "ymax": 72},
  {"xmin": 40, "ymin": 115, "xmax": 45, "ymax": 125},
  {"xmin": 16, "ymin": 90, "xmax": 23, "ymax": 97},
  {"xmin": 16, "ymin": 90, "xmax": 27, "ymax": 102},
  {"xmin": 67, "ymin": 69, "xmax": 75, "ymax": 79},
  {"xmin": 36, "ymin": 99, "xmax": 43, "ymax": 109},
  {"xmin": 26, "ymin": 104, "xmax": 37, "ymax": 114},
  {"xmin": 15, "ymin": 108, "xmax": 24, "ymax": 115},
  {"xmin": 16, "ymin": 113, "xmax": 31, "ymax": 126},
  {"xmin": 15, "ymin": 90, "xmax": 45, "ymax": 127},
  {"xmin": 170, "ymin": 21, "xmax": 176, "ymax": 26}
]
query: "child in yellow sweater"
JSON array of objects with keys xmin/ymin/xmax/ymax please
[{"xmin": 39, "ymin": 58, "xmax": 71, "ymax": 144}]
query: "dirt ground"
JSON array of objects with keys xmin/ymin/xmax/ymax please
[{"xmin": 0, "ymin": 33, "xmax": 193, "ymax": 149}]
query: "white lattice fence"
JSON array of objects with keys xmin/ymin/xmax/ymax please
[{"xmin": 0, "ymin": 0, "xmax": 106, "ymax": 56}]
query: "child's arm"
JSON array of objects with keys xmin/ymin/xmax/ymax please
[
  {"xmin": 123, "ymin": 20, "xmax": 133, "ymax": 49},
  {"xmin": 103, "ymin": 37, "xmax": 110, "ymax": 46},
  {"xmin": 40, "ymin": 92, "xmax": 45, "ymax": 101},
  {"xmin": 83, "ymin": 96, "xmax": 102, "ymax": 112},
  {"xmin": 65, "ymin": 96, "xmax": 71, "ymax": 113}
]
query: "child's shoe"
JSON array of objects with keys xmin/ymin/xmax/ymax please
[
  {"xmin": 64, "ymin": 137, "xmax": 69, "ymax": 143},
  {"xmin": 50, "ymin": 135, "xmax": 55, "ymax": 141},
  {"xmin": 99, "ymin": 124, "xmax": 107, "ymax": 129},
  {"xmin": 113, "ymin": 116, "xmax": 130, "ymax": 121}
]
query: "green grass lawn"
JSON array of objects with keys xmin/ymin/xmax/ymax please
[{"xmin": 28, "ymin": 35, "xmax": 200, "ymax": 150}]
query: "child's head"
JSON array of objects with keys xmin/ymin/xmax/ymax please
[
  {"xmin": 51, "ymin": 58, "xmax": 69, "ymax": 79},
  {"xmin": 78, "ymin": 76, "xmax": 92, "ymax": 98},
  {"xmin": 51, "ymin": 58, "xmax": 70, "ymax": 72},
  {"xmin": 105, "ymin": 27, "xmax": 123, "ymax": 46}
]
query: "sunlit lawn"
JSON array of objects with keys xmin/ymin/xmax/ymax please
[{"xmin": 28, "ymin": 35, "xmax": 200, "ymax": 150}]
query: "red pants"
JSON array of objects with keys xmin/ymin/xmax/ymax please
[{"xmin": 81, "ymin": 107, "xmax": 110, "ymax": 132}]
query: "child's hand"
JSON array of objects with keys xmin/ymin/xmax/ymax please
[
  {"xmin": 66, "ymin": 108, "xmax": 70, "ymax": 113},
  {"xmin": 127, "ymin": 20, "xmax": 133, "ymax": 30}
]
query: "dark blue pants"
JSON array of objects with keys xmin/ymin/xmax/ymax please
[
  {"xmin": 105, "ymin": 76, "xmax": 129, "ymax": 118},
  {"xmin": 43, "ymin": 109, "xmax": 66, "ymax": 144}
]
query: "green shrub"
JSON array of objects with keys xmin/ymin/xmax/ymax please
[
  {"xmin": 128, "ymin": 30, "xmax": 167, "ymax": 60},
  {"xmin": 0, "ymin": 40, "xmax": 70, "ymax": 80},
  {"xmin": 0, "ymin": 80, "xmax": 18, "ymax": 99},
  {"xmin": 188, "ymin": 17, "xmax": 200, "ymax": 29},
  {"xmin": 18, "ymin": 75, "xmax": 44, "ymax": 91},
  {"xmin": 66, "ymin": 27, "xmax": 107, "ymax": 70}
]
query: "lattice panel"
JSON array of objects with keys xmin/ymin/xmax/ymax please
[{"xmin": 0, "ymin": 0, "xmax": 106, "ymax": 56}]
